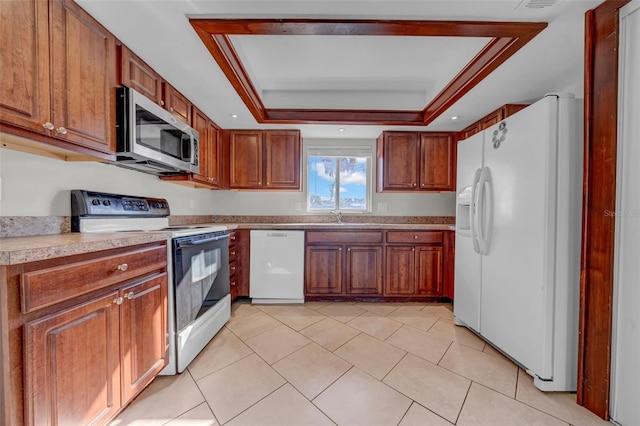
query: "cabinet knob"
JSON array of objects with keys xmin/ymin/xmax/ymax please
[
  {"xmin": 160, "ymin": 100, "xmax": 165, "ymax": 106},
  {"xmin": 117, "ymin": 263, "xmax": 129, "ymax": 271},
  {"xmin": 231, "ymin": 251, "xmax": 236, "ymax": 256},
  {"xmin": 113, "ymin": 297, "xmax": 123, "ymax": 305},
  {"xmin": 231, "ymin": 281, "xmax": 237, "ymax": 286},
  {"xmin": 412, "ymin": 248, "xmax": 415, "ymax": 252},
  {"xmin": 125, "ymin": 292, "xmax": 135, "ymax": 300},
  {"xmin": 42, "ymin": 122, "xmax": 55, "ymax": 130},
  {"xmin": 55, "ymin": 126, "xmax": 68, "ymax": 135},
  {"xmin": 414, "ymin": 235, "xmax": 419, "ymax": 239},
  {"xmin": 169, "ymin": 107, "xmax": 174, "ymax": 112},
  {"xmin": 413, "ymin": 183, "xmax": 417, "ymax": 187},
  {"xmin": 339, "ymin": 247, "xmax": 342, "ymax": 251},
  {"xmin": 231, "ymin": 266, "xmax": 236, "ymax": 272}
]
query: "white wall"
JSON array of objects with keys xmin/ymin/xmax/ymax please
[
  {"xmin": 0, "ymin": 149, "xmax": 214, "ymax": 216},
  {"xmin": 0, "ymin": 137, "xmax": 456, "ymax": 217}
]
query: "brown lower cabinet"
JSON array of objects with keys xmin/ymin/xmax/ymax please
[
  {"xmin": 305, "ymin": 229, "xmax": 451, "ymax": 300},
  {"xmin": 0, "ymin": 241, "xmax": 168, "ymax": 426},
  {"xmin": 229, "ymin": 229, "xmax": 250, "ymax": 301}
]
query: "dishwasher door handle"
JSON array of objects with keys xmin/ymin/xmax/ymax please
[{"xmin": 266, "ymin": 232, "xmax": 289, "ymax": 237}]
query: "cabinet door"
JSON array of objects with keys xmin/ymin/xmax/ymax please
[
  {"xmin": 120, "ymin": 47, "xmax": 163, "ymax": 105},
  {"xmin": 264, "ymin": 130, "xmax": 301, "ymax": 189},
  {"xmin": 305, "ymin": 245, "xmax": 343, "ymax": 294},
  {"xmin": 192, "ymin": 107, "xmax": 211, "ymax": 182},
  {"xmin": 377, "ymin": 132, "xmax": 420, "ymax": 190},
  {"xmin": 0, "ymin": 0, "xmax": 50, "ymax": 133},
  {"xmin": 420, "ymin": 133, "xmax": 455, "ymax": 191},
  {"xmin": 23, "ymin": 291, "xmax": 121, "ymax": 426},
  {"xmin": 346, "ymin": 246, "xmax": 383, "ymax": 295},
  {"xmin": 120, "ymin": 274, "xmax": 168, "ymax": 403},
  {"xmin": 385, "ymin": 246, "xmax": 415, "ymax": 295},
  {"xmin": 416, "ymin": 246, "xmax": 443, "ymax": 296},
  {"xmin": 164, "ymin": 83, "xmax": 191, "ymax": 124},
  {"xmin": 206, "ymin": 121, "xmax": 226, "ymax": 187},
  {"xmin": 49, "ymin": 0, "xmax": 117, "ymax": 153},
  {"xmin": 228, "ymin": 131, "xmax": 264, "ymax": 189}
]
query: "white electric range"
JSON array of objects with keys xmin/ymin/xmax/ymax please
[{"xmin": 71, "ymin": 190, "xmax": 230, "ymax": 375}]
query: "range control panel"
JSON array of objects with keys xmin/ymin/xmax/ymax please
[{"xmin": 71, "ymin": 190, "xmax": 170, "ymax": 218}]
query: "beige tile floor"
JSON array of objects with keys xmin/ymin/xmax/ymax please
[{"xmin": 109, "ymin": 301, "xmax": 610, "ymax": 426}]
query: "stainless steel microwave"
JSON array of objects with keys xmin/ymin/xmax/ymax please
[{"xmin": 115, "ymin": 86, "xmax": 199, "ymax": 175}]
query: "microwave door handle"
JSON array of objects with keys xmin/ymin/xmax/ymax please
[{"xmin": 176, "ymin": 236, "xmax": 228, "ymax": 248}]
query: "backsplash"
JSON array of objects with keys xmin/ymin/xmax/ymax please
[
  {"xmin": 1, "ymin": 215, "xmax": 455, "ymax": 237},
  {"xmin": 169, "ymin": 215, "xmax": 456, "ymax": 225},
  {"xmin": 1, "ymin": 216, "xmax": 70, "ymax": 238}
]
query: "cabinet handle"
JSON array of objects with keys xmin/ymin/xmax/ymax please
[
  {"xmin": 117, "ymin": 263, "xmax": 129, "ymax": 271},
  {"xmin": 55, "ymin": 126, "xmax": 68, "ymax": 135},
  {"xmin": 42, "ymin": 122, "xmax": 55, "ymax": 130},
  {"xmin": 113, "ymin": 297, "xmax": 123, "ymax": 305},
  {"xmin": 125, "ymin": 292, "xmax": 135, "ymax": 300}
]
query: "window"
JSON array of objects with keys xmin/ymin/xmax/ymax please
[{"xmin": 307, "ymin": 146, "xmax": 372, "ymax": 212}]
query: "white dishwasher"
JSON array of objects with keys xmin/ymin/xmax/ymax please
[{"xmin": 249, "ymin": 230, "xmax": 305, "ymax": 304}]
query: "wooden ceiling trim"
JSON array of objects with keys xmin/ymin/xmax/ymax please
[
  {"xmin": 192, "ymin": 26, "xmax": 265, "ymax": 121},
  {"xmin": 191, "ymin": 19, "xmax": 546, "ymax": 38},
  {"xmin": 421, "ymin": 36, "xmax": 519, "ymax": 125},
  {"xmin": 263, "ymin": 108, "xmax": 424, "ymax": 125},
  {"xmin": 189, "ymin": 19, "xmax": 547, "ymax": 126}
]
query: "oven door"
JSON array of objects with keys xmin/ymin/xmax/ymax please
[{"xmin": 173, "ymin": 232, "xmax": 229, "ymax": 333}]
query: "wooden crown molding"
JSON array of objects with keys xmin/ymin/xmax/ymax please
[{"xmin": 190, "ymin": 19, "xmax": 547, "ymax": 126}]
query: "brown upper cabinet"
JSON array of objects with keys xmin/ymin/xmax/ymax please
[
  {"xmin": 0, "ymin": 0, "xmax": 117, "ymax": 156},
  {"xmin": 461, "ymin": 104, "xmax": 528, "ymax": 139},
  {"xmin": 119, "ymin": 46, "xmax": 164, "ymax": 106},
  {"xmin": 160, "ymin": 106, "xmax": 228, "ymax": 189},
  {"xmin": 225, "ymin": 130, "xmax": 301, "ymax": 190},
  {"xmin": 377, "ymin": 131, "xmax": 456, "ymax": 192},
  {"xmin": 164, "ymin": 83, "xmax": 192, "ymax": 124}
]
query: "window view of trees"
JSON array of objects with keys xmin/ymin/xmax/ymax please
[{"xmin": 308, "ymin": 156, "xmax": 369, "ymax": 211}]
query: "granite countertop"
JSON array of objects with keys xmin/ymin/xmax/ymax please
[
  {"xmin": 223, "ymin": 223, "xmax": 455, "ymax": 231},
  {"xmin": 0, "ymin": 232, "xmax": 172, "ymax": 266}
]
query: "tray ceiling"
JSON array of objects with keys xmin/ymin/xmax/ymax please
[{"xmin": 190, "ymin": 19, "xmax": 547, "ymax": 125}]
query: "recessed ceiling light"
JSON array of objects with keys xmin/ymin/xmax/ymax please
[
  {"xmin": 450, "ymin": 116, "xmax": 460, "ymax": 121},
  {"xmin": 338, "ymin": 128, "xmax": 345, "ymax": 132},
  {"xmin": 230, "ymin": 114, "xmax": 238, "ymax": 118}
]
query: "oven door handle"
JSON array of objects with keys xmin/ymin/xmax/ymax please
[{"xmin": 176, "ymin": 236, "xmax": 228, "ymax": 248}]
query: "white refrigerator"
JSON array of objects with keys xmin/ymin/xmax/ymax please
[{"xmin": 454, "ymin": 94, "xmax": 583, "ymax": 392}]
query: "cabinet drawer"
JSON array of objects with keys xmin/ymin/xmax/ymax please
[
  {"xmin": 386, "ymin": 231, "xmax": 443, "ymax": 244},
  {"xmin": 229, "ymin": 260, "xmax": 238, "ymax": 277},
  {"xmin": 228, "ymin": 245, "xmax": 238, "ymax": 264},
  {"xmin": 306, "ymin": 231, "xmax": 383, "ymax": 244},
  {"xmin": 21, "ymin": 245, "xmax": 167, "ymax": 314}
]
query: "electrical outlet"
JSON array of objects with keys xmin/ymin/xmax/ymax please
[
  {"xmin": 377, "ymin": 202, "xmax": 387, "ymax": 212},
  {"xmin": 189, "ymin": 199, "xmax": 194, "ymax": 209}
]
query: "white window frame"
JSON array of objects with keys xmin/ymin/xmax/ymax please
[{"xmin": 306, "ymin": 146, "xmax": 373, "ymax": 213}]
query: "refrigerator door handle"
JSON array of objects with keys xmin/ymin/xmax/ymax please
[
  {"xmin": 477, "ymin": 167, "xmax": 492, "ymax": 255},
  {"xmin": 470, "ymin": 168, "xmax": 482, "ymax": 254}
]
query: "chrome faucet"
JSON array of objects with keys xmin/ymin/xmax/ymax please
[{"xmin": 331, "ymin": 210, "xmax": 343, "ymax": 224}]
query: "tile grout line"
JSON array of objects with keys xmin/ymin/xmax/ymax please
[
  {"xmin": 184, "ymin": 367, "xmax": 223, "ymax": 426},
  {"xmin": 453, "ymin": 379, "xmax": 474, "ymax": 425}
]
